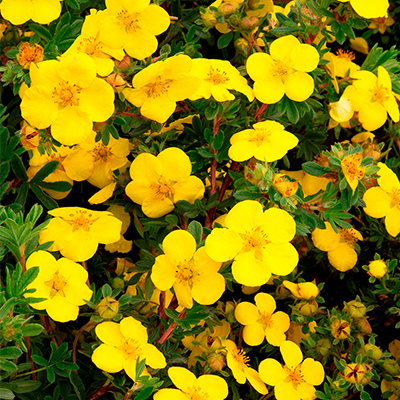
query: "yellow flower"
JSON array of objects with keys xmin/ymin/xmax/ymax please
[
  {"xmin": 144, "ymin": 115, "xmax": 198, "ymax": 137},
  {"xmin": 123, "ymin": 55, "xmax": 201, "ymax": 123},
  {"xmin": 25, "ymin": 251, "xmax": 93, "ymax": 323},
  {"xmin": 273, "ymin": 174, "xmax": 299, "ymax": 197},
  {"xmin": 333, "ymin": 50, "xmax": 360, "ymax": 78},
  {"xmin": 229, "ymin": 120, "xmax": 298, "ymax": 163},
  {"xmin": 153, "ymin": 367, "xmax": 228, "ymax": 400},
  {"xmin": 0, "ymin": 0, "xmax": 61, "ymax": 25},
  {"xmin": 189, "ymin": 59, "xmax": 254, "ymax": 102},
  {"xmin": 39, "ymin": 207, "xmax": 122, "ymax": 262},
  {"xmin": 235, "ymin": 292, "xmax": 290, "ymax": 346},
  {"xmin": 343, "ymin": 66, "xmax": 399, "ymax": 131},
  {"xmin": 104, "ymin": 205, "xmax": 132, "ymax": 254},
  {"xmin": 17, "ymin": 42, "xmax": 44, "ymax": 69},
  {"xmin": 27, "ymin": 145, "xmax": 93, "ymax": 200},
  {"xmin": 341, "ymin": 152, "xmax": 365, "ymax": 193},
  {"xmin": 283, "ymin": 281, "xmax": 319, "ymax": 300},
  {"xmin": 63, "ymin": 9, "xmax": 125, "ymax": 77},
  {"xmin": 125, "ymin": 147, "xmax": 205, "ymax": 218},
  {"xmin": 363, "ymin": 162, "xmax": 400, "ymax": 237},
  {"xmin": 152, "ymin": 230, "xmax": 225, "ymax": 309},
  {"xmin": 311, "ymin": 222, "xmax": 363, "ymax": 272},
  {"xmin": 98, "ymin": 0, "xmax": 170, "ymax": 60},
  {"xmin": 246, "ymin": 35, "xmax": 319, "ymax": 104},
  {"xmin": 259, "ymin": 340, "xmax": 325, "ymax": 400},
  {"xmin": 330, "ymin": 319, "xmax": 351, "ymax": 340},
  {"xmin": 368, "ymin": 259, "xmax": 388, "ymax": 278},
  {"xmin": 20, "ymin": 53, "xmax": 115, "ymax": 146},
  {"xmin": 92, "ymin": 316, "xmax": 166, "ymax": 381},
  {"xmin": 223, "ymin": 339, "xmax": 268, "ymax": 394},
  {"xmin": 337, "ymin": 0, "xmax": 389, "ymax": 19},
  {"xmin": 205, "ymin": 200, "xmax": 299, "ymax": 287},
  {"xmin": 19, "ymin": 123, "xmax": 40, "ymax": 151},
  {"xmin": 329, "ymin": 96, "xmax": 354, "ymax": 124},
  {"xmin": 350, "ymin": 37, "xmax": 369, "ymax": 55},
  {"xmin": 369, "ymin": 16, "xmax": 395, "ymax": 34},
  {"xmin": 78, "ymin": 131, "xmax": 130, "ymax": 189}
]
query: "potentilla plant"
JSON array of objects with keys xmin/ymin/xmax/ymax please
[{"xmin": 0, "ymin": 0, "xmax": 400, "ymax": 399}]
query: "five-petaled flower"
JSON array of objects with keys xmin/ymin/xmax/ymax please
[
  {"xmin": 311, "ymin": 222, "xmax": 363, "ymax": 272},
  {"xmin": 20, "ymin": 53, "xmax": 115, "ymax": 146},
  {"xmin": 99, "ymin": 0, "xmax": 170, "ymax": 60},
  {"xmin": 152, "ymin": 230, "xmax": 225, "ymax": 309},
  {"xmin": 337, "ymin": 0, "xmax": 389, "ymax": 19},
  {"xmin": 223, "ymin": 339, "xmax": 268, "ymax": 394},
  {"xmin": 246, "ymin": 35, "xmax": 319, "ymax": 104},
  {"xmin": 235, "ymin": 292, "xmax": 290, "ymax": 346},
  {"xmin": 258, "ymin": 340, "xmax": 325, "ymax": 400},
  {"xmin": 205, "ymin": 200, "xmax": 299, "ymax": 287},
  {"xmin": 17, "ymin": 42, "xmax": 44, "ymax": 69},
  {"xmin": 39, "ymin": 207, "xmax": 122, "ymax": 262},
  {"xmin": 154, "ymin": 367, "xmax": 229, "ymax": 400},
  {"xmin": 228, "ymin": 120, "xmax": 298, "ymax": 163},
  {"xmin": 25, "ymin": 251, "xmax": 93, "ymax": 322},
  {"xmin": 92, "ymin": 317, "xmax": 166, "ymax": 381},
  {"xmin": 125, "ymin": 147, "xmax": 205, "ymax": 218},
  {"xmin": 363, "ymin": 162, "xmax": 400, "ymax": 237},
  {"xmin": 123, "ymin": 55, "xmax": 201, "ymax": 123}
]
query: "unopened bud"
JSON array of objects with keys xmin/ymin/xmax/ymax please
[
  {"xmin": 106, "ymin": 73, "xmax": 127, "ymax": 93},
  {"xmin": 316, "ymin": 338, "xmax": 331, "ymax": 356},
  {"xmin": 344, "ymin": 300, "xmax": 367, "ymax": 320},
  {"xmin": 97, "ymin": 296, "xmax": 120, "ymax": 319},
  {"xmin": 357, "ymin": 318, "xmax": 372, "ymax": 334},
  {"xmin": 382, "ymin": 359, "xmax": 400, "ymax": 376},
  {"xmin": 239, "ymin": 16, "xmax": 259, "ymax": 30},
  {"xmin": 343, "ymin": 363, "xmax": 366, "ymax": 384},
  {"xmin": 115, "ymin": 54, "xmax": 131, "ymax": 71},
  {"xmin": 364, "ymin": 344, "xmax": 382, "ymax": 360},
  {"xmin": 273, "ymin": 174, "xmax": 298, "ymax": 197},
  {"xmin": 112, "ymin": 277, "xmax": 125, "ymax": 289},
  {"xmin": 218, "ymin": 1, "xmax": 240, "ymax": 16},
  {"xmin": 296, "ymin": 300, "xmax": 318, "ymax": 316},
  {"xmin": 368, "ymin": 259, "xmax": 387, "ymax": 278},
  {"xmin": 201, "ymin": 8, "xmax": 218, "ymax": 28},
  {"xmin": 330, "ymin": 319, "xmax": 351, "ymax": 340},
  {"xmin": 207, "ymin": 352, "xmax": 225, "ymax": 371}
]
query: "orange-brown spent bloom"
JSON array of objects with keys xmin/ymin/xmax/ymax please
[
  {"xmin": 343, "ymin": 363, "xmax": 367, "ymax": 384},
  {"xmin": 368, "ymin": 16, "xmax": 395, "ymax": 34},
  {"xmin": 331, "ymin": 319, "xmax": 351, "ymax": 340},
  {"xmin": 17, "ymin": 42, "xmax": 44, "ymax": 69},
  {"xmin": 273, "ymin": 174, "xmax": 298, "ymax": 197},
  {"xmin": 105, "ymin": 73, "xmax": 127, "ymax": 93}
]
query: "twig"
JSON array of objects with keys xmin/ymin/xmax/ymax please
[
  {"xmin": 158, "ymin": 309, "xmax": 187, "ymax": 345},
  {"xmin": 72, "ymin": 321, "xmax": 96, "ymax": 364}
]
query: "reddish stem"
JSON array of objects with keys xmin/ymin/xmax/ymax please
[
  {"xmin": 88, "ymin": 384, "xmax": 114, "ymax": 400},
  {"xmin": 25, "ymin": 337, "xmax": 37, "ymax": 380},
  {"xmin": 72, "ymin": 322, "xmax": 95, "ymax": 365},
  {"xmin": 305, "ymin": 20, "xmax": 329, "ymax": 44},
  {"xmin": 158, "ymin": 309, "xmax": 187, "ymax": 345},
  {"xmin": 116, "ymin": 111, "xmax": 140, "ymax": 117},
  {"xmin": 254, "ymin": 103, "xmax": 268, "ymax": 121}
]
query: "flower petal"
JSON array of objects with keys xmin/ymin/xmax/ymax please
[
  {"xmin": 243, "ymin": 323, "xmax": 265, "ymax": 346},
  {"xmin": 258, "ymin": 358, "xmax": 286, "ymax": 386},
  {"xmin": 363, "ymin": 187, "xmax": 391, "ymax": 218},
  {"xmin": 226, "ymin": 200, "xmax": 264, "ymax": 235},
  {"xmin": 168, "ymin": 367, "xmax": 196, "ymax": 392},
  {"xmin": 301, "ymin": 358, "xmax": 325, "ymax": 385},
  {"xmin": 284, "ymin": 71, "xmax": 314, "ymax": 102},
  {"xmin": 196, "ymin": 374, "xmax": 229, "ymax": 399},
  {"xmin": 205, "ymin": 228, "xmax": 243, "ymax": 262},
  {"xmin": 264, "ymin": 243, "xmax": 299, "ymax": 276},
  {"xmin": 281, "ymin": 340, "xmax": 302, "ymax": 369},
  {"xmin": 385, "ymin": 206, "xmax": 400, "ymax": 237},
  {"xmin": 143, "ymin": 343, "xmax": 167, "ymax": 369},
  {"xmin": 91, "ymin": 344, "xmax": 125, "ymax": 373},
  {"xmin": 232, "ymin": 251, "xmax": 271, "ymax": 286},
  {"xmin": 327, "ymin": 243, "xmax": 357, "ymax": 272},
  {"xmin": 235, "ymin": 302, "xmax": 259, "ymax": 325},
  {"xmin": 46, "ymin": 295, "xmax": 79, "ymax": 322}
]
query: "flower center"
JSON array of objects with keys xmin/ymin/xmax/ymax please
[
  {"xmin": 93, "ymin": 143, "xmax": 112, "ymax": 163},
  {"xmin": 391, "ymin": 188, "xmax": 400, "ymax": 208},
  {"xmin": 340, "ymin": 229, "xmax": 359, "ymax": 245},
  {"xmin": 120, "ymin": 338, "xmax": 142, "ymax": 360},
  {"xmin": 239, "ymin": 226, "xmax": 270, "ymax": 258},
  {"xmin": 272, "ymin": 59, "xmax": 294, "ymax": 80},
  {"xmin": 336, "ymin": 49, "xmax": 356, "ymax": 61},
  {"xmin": 77, "ymin": 37, "xmax": 104, "ymax": 57},
  {"xmin": 175, "ymin": 259, "xmax": 201, "ymax": 289},
  {"xmin": 52, "ymin": 81, "xmax": 81, "ymax": 109},
  {"xmin": 117, "ymin": 10, "xmax": 140, "ymax": 32},
  {"xmin": 371, "ymin": 84, "xmax": 390, "ymax": 104},
  {"xmin": 146, "ymin": 77, "xmax": 171, "ymax": 99},
  {"xmin": 205, "ymin": 66, "xmax": 229, "ymax": 85},
  {"xmin": 185, "ymin": 385, "xmax": 210, "ymax": 400},
  {"xmin": 44, "ymin": 271, "xmax": 68, "ymax": 299},
  {"xmin": 65, "ymin": 210, "xmax": 97, "ymax": 232},
  {"xmin": 248, "ymin": 127, "xmax": 271, "ymax": 146},
  {"xmin": 341, "ymin": 154, "xmax": 365, "ymax": 183},
  {"xmin": 259, "ymin": 311, "xmax": 273, "ymax": 330},
  {"xmin": 17, "ymin": 42, "xmax": 44, "ymax": 69},
  {"xmin": 150, "ymin": 176, "xmax": 175, "ymax": 200},
  {"xmin": 283, "ymin": 365, "xmax": 305, "ymax": 389},
  {"xmin": 231, "ymin": 347, "xmax": 250, "ymax": 368}
]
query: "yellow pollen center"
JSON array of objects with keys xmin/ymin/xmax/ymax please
[
  {"xmin": 232, "ymin": 348, "xmax": 250, "ymax": 367},
  {"xmin": 146, "ymin": 77, "xmax": 171, "ymax": 99},
  {"xmin": 248, "ymin": 127, "xmax": 271, "ymax": 146},
  {"xmin": 52, "ymin": 81, "xmax": 81, "ymax": 109},
  {"xmin": 64, "ymin": 210, "xmax": 97, "ymax": 232},
  {"xmin": 272, "ymin": 59, "xmax": 293, "ymax": 80},
  {"xmin": 185, "ymin": 385, "xmax": 210, "ymax": 400},
  {"xmin": 93, "ymin": 143, "xmax": 112, "ymax": 163},
  {"xmin": 77, "ymin": 37, "xmax": 104, "ymax": 57},
  {"xmin": 17, "ymin": 42, "xmax": 44, "ymax": 68},
  {"xmin": 150, "ymin": 177, "xmax": 175, "ymax": 200},
  {"xmin": 259, "ymin": 311, "xmax": 273, "ymax": 330},
  {"xmin": 340, "ymin": 229, "xmax": 359, "ymax": 245},
  {"xmin": 239, "ymin": 226, "xmax": 269, "ymax": 258},
  {"xmin": 205, "ymin": 66, "xmax": 229, "ymax": 85},
  {"xmin": 336, "ymin": 49, "xmax": 356, "ymax": 61},
  {"xmin": 391, "ymin": 188, "xmax": 400, "ymax": 208},
  {"xmin": 44, "ymin": 271, "xmax": 68, "ymax": 299},
  {"xmin": 283, "ymin": 365, "xmax": 305, "ymax": 389},
  {"xmin": 371, "ymin": 84, "xmax": 390, "ymax": 104},
  {"xmin": 342, "ymin": 156, "xmax": 365, "ymax": 182},
  {"xmin": 175, "ymin": 259, "xmax": 201, "ymax": 289},
  {"xmin": 117, "ymin": 9, "xmax": 140, "ymax": 32},
  {"xmin": 120, "ymin": 338, "xmax": 142, "ymax": 359}
]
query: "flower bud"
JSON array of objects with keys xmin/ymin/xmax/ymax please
[
  {"xmin": 206, "ymin": 352, "xmax": 225, "ymax": 371},
  {"xmin": 97, "ymin": 297, "xmax": 120, "ymax": 319},
  {"xmin": 368, "ymin": 259, "xmax": 387, "ymax": 278},
  {"xmin": 382, "ymin": 359, "xmax": 400, "ymax": 376},
  {"xmin": 218, "ymin": 1, "xmax": 240, "ymax": 16},
  {"xmin": 115, "ymin": 54, "xmax": 131, "ymax": 71},
  {"xmin": 201, "ymin": 8, "xmax": 218, "ymax": 28},
  {"xmin": 296, "ymin": 300, "xmax": 318, "ymax": 316},
  {"xmin": 316, "ymin": 338, "xmax": 331, "ymax": 356},
  {"xmin": 239, "ymin": 16, "xmax": 259, "ymax": 30},
  {"xmin": 112, "ymin": 277, "xmax": 125, "ymax": 289},
  {"xmin": 364, "ymin": 344, "xmax": 382, "ymax": 360},
  {"xmin": 357, "ymin": 318, "xmax": 372, "ymax": 334},
  {"xmin": 330, "ymin": 319, "xmax": 351, "ymax": 340},
  {"xmin": 344, "ymin": 300, "xmax": 367, "ymax": 320},
  {"xmin": 343, "ymin": 363, "xmax": 366, "ymax": 384},
  {"xmin": 106, "ymin": 73, "xmax": 127, "ymax": 93}
]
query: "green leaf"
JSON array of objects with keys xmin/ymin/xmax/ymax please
[
  {"xmin": 286, "ymin": 100, "xmax": 300, "ymax": 124},
  {"xmin": 0, "ymin": 389, "xmax": 15, "ymax": 399},
  {"xmin": 65, "ymin": 0, "xmax": 80, "ymax": 9},
  {"xmin": 15, "ymin": 183, "xmax": 29, "ymax": 206},
  {"xmin": 39, "ymin": 181, "xmax": 73, "ymax": 192},
  {"xmin": 29, "ymin": 161, "xmax": 59, "ymax": 184},
  {"xmin": 28, "ymin": 23, "xmax": 53, "ymax": 42},
  {"xmin": 187, "ymin": 221, "xmax": 203, "ymax": 244},
  {"xmin": 217, "ymin": 31, "xmax": 233, "ymax": 49},
  {"xmin": 31, "ymin": 355, "xmax": 47, "ymax": 366},
  {"xmin": 11, "ymin": 154, "xmax": 28, "ymax": 182},
  {"xmin": 302, "ymin": 162, "xmax": 328, "ymax": 177},
  {"xmin": 5, "ymin": 380, "xmax": 41, "ymax": 394},
  {"xmin": 30, "ymin": 184, "xmax": 58, "ymax": 210},
  {"xmin": 0, "ymin": 162, "xmax": 10, "ymax": 184},
  {"xmin": 134, "ymin": 386, "xmax": 154, "ymax": 400},
  {"xmin": 69, "ymin": 371, "xmax": 86, "ymax": 400},
  {"xmin": 21, "ymin": 323, "xmax": 44, "ymax": 337},
  {"xmin": 17, "ymin": 266, "xmax": 39, "ymax": 296},
  {"xmin": 0, "ymin": 359, "xmax": 18, "ymax": 373},
  {"xmin": 0, "ymin": 298, "xmax": 17, "ymax": 320},
  {"xmin": 213, "ymin": 130, "xmax": 224, "ymax": 151},
  {"xmin": 0, "ymin": 346, "xmax": 23, "ymax": 359},
  {"xmin": 234, "ymin": 190, "xmax": 260, "ymax": 200}
]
